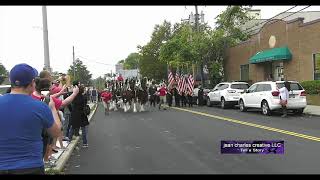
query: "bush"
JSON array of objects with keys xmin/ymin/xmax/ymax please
[{"xmin": 300, "ymin": 80, "xmax": 320, "ymax": 95}]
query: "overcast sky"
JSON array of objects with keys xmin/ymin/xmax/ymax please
[{"xmin": 1, "ymin": 5, "xmax": 319, "ymax": 79}]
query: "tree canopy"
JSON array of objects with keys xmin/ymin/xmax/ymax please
[
  {"xmin": 67, "ymin": 58, "xmax": 92, "ymax": 86},
  {"xmin": 122, "ymin": 6, "xmax": 254, "ymax": 85}
]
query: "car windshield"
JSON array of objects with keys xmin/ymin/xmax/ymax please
[
  {"xmin": 231, "ymin": 84, "xmax": 249, "ymax": 90},
  {"xmin": 276, "ymin": 82, "xmax": 303, "ymax": 91}
]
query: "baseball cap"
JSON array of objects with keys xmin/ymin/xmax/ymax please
[{"xmin": 9, "ymin": 63, "xmax": 38, "ymax": 86}]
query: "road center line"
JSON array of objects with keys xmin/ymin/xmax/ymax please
[{"xmin": 170, "ymin": 107, "xmax": 320, "ymax": 142}]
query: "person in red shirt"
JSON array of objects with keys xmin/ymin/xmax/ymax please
[
  {"xmin": 101, "ymin": 89, "xmax": 113, "ymax": 115},
  {"xmin": 117, "ymin": 74, "xmax": 124, "ymax": 82},
  {"xmin": 158, "ymin": 83, "xmax": 167, "ymax": 110}
]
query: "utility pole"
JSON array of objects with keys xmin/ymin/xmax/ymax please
[
  {"xmin": 42, "ymin": 6, "xmax": 52, "ymax": 73},
  {"xmin": 73, "ymin": 46, "xmax": 75, "ymax": 79},
  {"xmin": 194, "ymin": 5, "xmax": 205, "ymax": 87}
]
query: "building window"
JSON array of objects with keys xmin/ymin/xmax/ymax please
[
  {"xmin": 314, "ymin": 53, "xmax": 320, "ymax": 80},
  {"xmin": 240, "ymin": 64, "xmax": 249, "ymax": 81}
]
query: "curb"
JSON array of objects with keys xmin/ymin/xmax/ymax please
[{"xmin": 50, "ymin": 103, "xmax": 99, "ymax": 173}]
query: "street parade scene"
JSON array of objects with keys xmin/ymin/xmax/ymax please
[{"xmin": 1, "ymin": 5, "xmax": 320, "ymax": 175}]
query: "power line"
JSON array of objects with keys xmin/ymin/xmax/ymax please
[
  {"xmin": 245, "ymin": 5, "xmax": 311, "ymax": 35},
  {"xmin": 242, "ymin": 5, "xmax": 298, "ymax": 33},
  {"xmin": 77, "ymin": 55, "xmax": 115, "ymax": 66}
]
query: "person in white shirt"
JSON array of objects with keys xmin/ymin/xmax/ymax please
[
  {"xmin": 193, "ymin": 85, "xmax": 199, "ymax": 105},
  {"xmin": 279, "ymin": 81, "xmax": 290, "ymax": 118}
]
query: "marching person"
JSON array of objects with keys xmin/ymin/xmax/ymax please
[
  {"xmin": 181, "ymin": 92, "xmax": 187, "ymax": 107},
  {"xmin": 167, "ymin": 87, "xmax": 174, "ymax": 107},
  {"xmin": 158, "ymin": 83, "xmax": 167, "ymax": 110},
  {"xmin": 174, "ymin": 87, "xmax": 180, "ymax": 107},
  {"xmin": 279, "ymin": 81, "xmax": 290, "ymax": 118},
  {"xmin": 148, "ymin": 81, "xmax": 157, "ymax": 108},
  {"xmin": 187, "ymin": 91, "xmax": 193, "ymax": 107},
  {"xmin": 101, "ymin": 88, "xmax": 112, "ymax": 116}
]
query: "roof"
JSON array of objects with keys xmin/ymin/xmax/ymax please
[{"xmin": 241, "ymin": 11, "xmax": 320, "ymax": 35}]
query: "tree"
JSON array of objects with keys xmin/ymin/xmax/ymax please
[
  {"xmin": 93, "ymin": 76, "xmax": 105, "ymax": 91},
  {"xmin": 138, "ymin": 21, "xmax": 172, "ymax": 81},
  {"xmin": 67, "ymin": 58, "xmax": 92, "ymax": 86},
  {"xmin": 214, "ymin": 6, "xmax": 254, "ymax": 81},
  {"xmin": 117, "ymin": 59, "xmax": 124, "ymax": 64},
  {"xmin": 0, "ymin": 63, "xmax": 8, "ymax": 85},
  {"xmin": 215, "ymin": 5, "xmax": 254, "ymax": 44},
  {"xmin": 123, "ymin": 53, "xmax": 140, "ymax": 70}
]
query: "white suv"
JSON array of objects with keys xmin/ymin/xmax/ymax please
[
  {"xmin": 206, "ymin": 82, "xmax": 249, "ymax": 109},
  {"xmin": 239, "ymin": 81, "xmax": 307, "ymax": 116}
]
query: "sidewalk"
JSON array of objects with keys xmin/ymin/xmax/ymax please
[
  {"xmin": 45, "ymin": 102, "xmax": 98, "ymax": 173},
  {"xmin": 304, "ymin": 105, "xmax": 320, "ymax": 116}
]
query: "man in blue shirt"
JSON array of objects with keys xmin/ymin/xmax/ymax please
[{"xmin": 0, "ymin": 63, "xmax": 62, "ymax": 174}]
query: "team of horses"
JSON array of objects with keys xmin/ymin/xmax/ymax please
[{"xmin": 105, "ymin": 77, "xmax": 150, "ymax": 112}]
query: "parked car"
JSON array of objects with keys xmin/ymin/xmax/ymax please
[
  {"xmin": 206, "ymin": 82, "xmax": 249, "ymax": 108},
  {"xmin": 0, "ymin": 85, "xmax": 11, "ymax": 95},
  {"xmin": 238, "ymin": 81, "xmax": 307, "ymax": 116}
]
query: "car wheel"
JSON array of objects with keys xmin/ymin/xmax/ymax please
[
  {"xmin": 261, "ymin": 100, "xmax": 271, "ymax": 116},
  {"xmin": 294, "ymin": 108, "xmax": 304, "ymax": 115},
  {"xmin": 207, "ymin": 98, "xmax": 212, "ymax": 107},
  {"xmin": 239, "ymin": 99, "xmax": 247, "ymax": 112},
  {"xmin": 221, "ymin": 97, "xmax": 226, "ymax": 109}
]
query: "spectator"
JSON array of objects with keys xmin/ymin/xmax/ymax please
[
  {"xmin": 198, "ymin": 86, "xmax": 204, "ymax": 107},
  {"xmin": 0, "ymin": 64, "xmax": 61, "ymax": 174},
  {"xmin": 63, "ymin": 87, "xmax": 73, "ymax": 141},
  {"xmin": 91, "ymin": 87, "xmax": 97, "ymax": 103},
  {"xmin": 69, "ymin": 84, "xmax": 90, "ymax": 148},
  {"xmin": 31, "ymin": 77, "xmax": 57, "ymax": 167},
  {"xmin": 279, "ymin": 81, "xmax": 290, "ymax": 118},
  {"xmin": 85, "ymin": 87, "xmax": 91, "ymax": 103},
  {"xmin": 37, "ymin": 70, "xmax": 79, "ymax": 162}
]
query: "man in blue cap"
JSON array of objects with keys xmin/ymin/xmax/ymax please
[{"xmin": 0, "ymin": 63, "xmax": 62, "ymax": 174}]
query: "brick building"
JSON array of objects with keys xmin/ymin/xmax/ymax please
[{"xmin": 225, "ymin": 13, "xmax": 320, "ymax": 84}]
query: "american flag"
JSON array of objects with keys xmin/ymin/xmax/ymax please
[
  {"xmin": 186, "ymin": 74, "xmax": 194, "ymax": 96},
  {"xmin": 168, "ymin": 71, "xmax": 175, "ymax": 89},
  {"xmin": 178, "ymin": 75, "xmax": 187, "ymax": 95}
]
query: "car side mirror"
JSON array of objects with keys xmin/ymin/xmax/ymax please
[{"xmin": 245, "ymin": 89, "xmax": 250, "ymax": 93}]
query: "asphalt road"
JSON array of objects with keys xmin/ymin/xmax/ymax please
[{"xmin": 64, "ymin": 102, "xmax": 320, "ymax": 174}]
